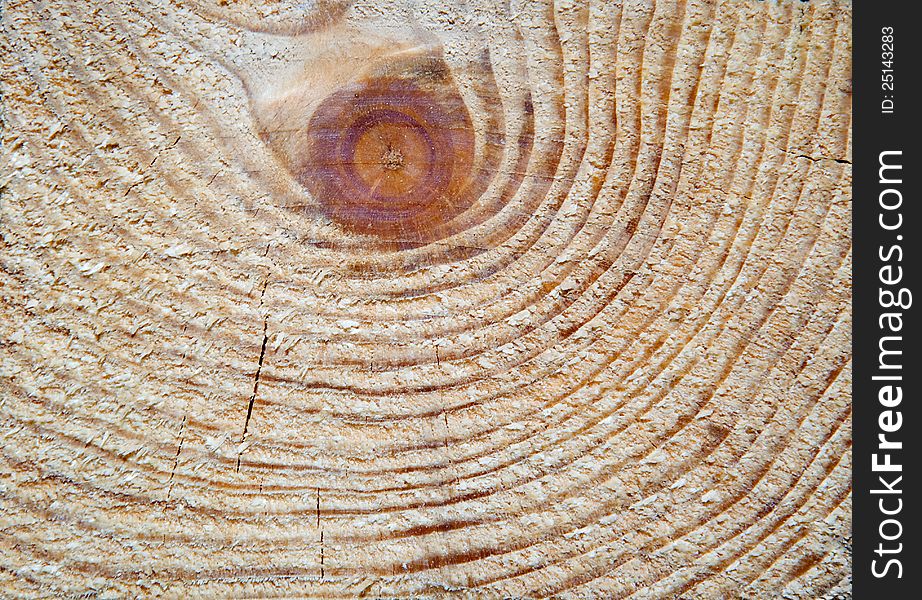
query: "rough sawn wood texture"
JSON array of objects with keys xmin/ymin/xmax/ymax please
[{"xmin": 0, "ymin": 0, "xmax": 852, "ymax": 597}]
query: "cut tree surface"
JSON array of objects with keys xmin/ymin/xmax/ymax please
[{"xmin": 0, "ymin": 0, "xmax": 851, "ymax": 598}]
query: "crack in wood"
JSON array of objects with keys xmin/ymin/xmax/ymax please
[
  {"xmin": 236, "ymin": 274, "xmax": 272, "ymax": 472},
  {"xmin": 166, "ymin": 415, "xmax": 186, "ymax": 500},
  {"xmin": 316, "ymin": 488, "xmax": 325, "ymax": 578},
  {"xmin": 320, "ymin": 529, "xmax": 325, "ymax": 580},
  {"xmin": 237, "ymin": 317, "xmax": 269, "ymax": 472}
]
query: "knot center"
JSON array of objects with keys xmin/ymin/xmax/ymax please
[{"xmin": 381, "ymin": 145, "xmax": 405, "ymax": 171}]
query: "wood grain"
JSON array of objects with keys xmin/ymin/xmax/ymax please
[{"xmin": 1, "ymin": 0, "xmax": 852, "ymax": 598}]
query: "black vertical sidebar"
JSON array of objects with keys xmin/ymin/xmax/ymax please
[{"xmin": 853, "ymin": 2, "xmax": 919, "ymax": 597}]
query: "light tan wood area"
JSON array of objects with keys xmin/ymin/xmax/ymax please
[{"xmin": 1, "ymin": 0, "xmax": 851, "ymax": 597}]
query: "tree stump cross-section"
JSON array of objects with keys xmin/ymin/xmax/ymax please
[{"xmin": 0, "ymin": 0, "xmax": 852, "ymax": 598}]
